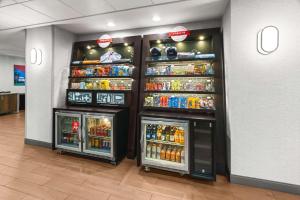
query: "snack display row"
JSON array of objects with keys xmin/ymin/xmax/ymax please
[
  {"xmin": 146, "ymin": 62, "xmax": 214, "ymax": 76},
  {"xmin": 145, "ymin": 77, "xmax": 214, "ymax": 92},
  {"xmin": 144, "ymin": 94, "xmax": 215, "ymax": 109},
  {"xmin": 70, "ymin": 78, "xmax": 133, "ymax": 90},
  {"xmin": 71, "ymin": 65, "xmax": 133, "ymax": 77}
]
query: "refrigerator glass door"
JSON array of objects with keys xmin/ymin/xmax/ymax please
[
  {"xmin": 55, "ymin": 112, "xmax": 82, "ymax": 152},
  {"xmin": 141, "ymin": 117, "xmax": 189, "ymax": 173},
  {"xmin": 82, "ymin": 113, "xmax": 114, "ymax": 158}
]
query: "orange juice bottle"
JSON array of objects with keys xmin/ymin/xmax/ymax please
[
  {"xmin": 174, "ymin": 130, "xmax": 180, "ymax": 143},
  {"xmin": 176, "ymin": 149, "xmax": 181, "ymax": 163},
  {"xmin": 171, "ymin": 147, "xmax": 176, "ymax": 162},
  {"xmin": 179, "ymin": 129, "xmax": 185, "ymax": 145},
  {"xmin": 165, "ymin": 146, "xmax": 171, "ymax": 161},
  {"xmin": 160, "ymin": 146, "xmax": 166, "ymax": 160}
]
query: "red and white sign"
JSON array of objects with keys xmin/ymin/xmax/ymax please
[
  {"xmin": 97, "ymin": 34, "xmax": 112, "ymax": 48},
  {"xmin": 168, "ymin": 26, "xmax": 190, "ymax": 42}
]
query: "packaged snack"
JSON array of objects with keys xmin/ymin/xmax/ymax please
[
  {"xmin": 144, "ymin": 96, "xmax": 154, "ymax": 106},
  {"xmin": 179, "ymin": 97, "xmax": 187, "ymax": 108}
]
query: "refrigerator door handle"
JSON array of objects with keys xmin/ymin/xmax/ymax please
[{"xmin": 140, "ymin": 134, "xmax": 144, "ymax": 153}]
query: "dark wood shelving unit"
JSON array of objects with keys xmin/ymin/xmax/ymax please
[
  {"xmin": 66, "ymin": 36, "xmax": 142, "ymax": 159},
  {"xmin": 137, "ymin": 28, "xmax": 226, "ymax": 181}
]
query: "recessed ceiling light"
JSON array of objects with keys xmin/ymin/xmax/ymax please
[
  {"xmin": 107, "ymin": 22, "xmax": 115, "ymax": 27},
  {"xmin": 152, "ymin": 15, "xmax": 161, "ymax": 22}
]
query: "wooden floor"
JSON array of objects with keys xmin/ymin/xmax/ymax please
[{"xmin": 0, "ymin": 112, "xmax": 298, "ymax": 200}]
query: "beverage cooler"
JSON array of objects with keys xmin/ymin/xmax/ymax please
[
  {"xmin": 141, "ymin": 117, "xmax": 189, "ymax": 174},
  {"xmin": 53, "ymin": 107, "xmax": 128, "ymax": 164}
]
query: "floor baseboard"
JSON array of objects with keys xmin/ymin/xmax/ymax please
[
  {"xmin": 231, "ymin": 174, "xmax": 300, "ymax": 195},
  {"xmin": 24, "ymin": 138, "xmax": 52, "ymax": 148}
]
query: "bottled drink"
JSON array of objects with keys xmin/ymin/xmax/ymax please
[
  {"xmin": 165, "ymin": 126, "xmax": 170, "ymax": 142},
  {"xmin": 161, "ymin": 126, "xmax": 166, "ymax": 141},
  {"xmin": 156, "ymin": 125, "xmax": 162, "ymax": 140},
  {"xmin": 174, "ymin": 129, "xmax": 180, "ymax": 143},
  {"xmin": 151, "ymin": 143, "xmax": 157, "ymax": 159},
  {"xmin": 179, "ymin": 129, "xmax": 185, "ymax": 145},
  {"xmin": 170, "ymin": 127, "xmax": 175, "ymax": 142},
  {"xmin": 181, "ymin": 149, "xmax": 184, "ymax": 163},
  {"xmin": 160, "ymin": 146, "xmax": 166, "ymax": 160},
  {"xmin": 156, "ymin": 144, "xmax": 161, "ymax": 159},
  {"xmin": 146, "ymin": 125, "xmax": 151, "ymax": 140},
  {"xmin": 151, "ymin": 125, "xmax": 157, "ymax": 140},
  {"xmin": 171, "ymin": 147, "xmax": 176, "ymax": 162},
  {"xmin": 165, "ymin": 146, "xmax": 171, "ymax": 161},
  {"xmin": 176, "ymin": 149, "xmax": 181, "ymax": 163},
  {"xmin": 146, "ymin": 143, "xmax": 151, "ymax": 158}
]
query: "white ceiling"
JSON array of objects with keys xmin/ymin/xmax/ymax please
[{"xmin": 0, "ymin": 0, "xmax": 228, "ymax": 57}]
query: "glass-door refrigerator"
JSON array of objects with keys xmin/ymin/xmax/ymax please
[
  {"xmin": 54, "ymin": 108, "xmax": 128, "ymax": 164},
  {"xmin": 141, "ymin": 117, "xmax": 189, "ymax": 174},
  {"xmin": 82, "ymin": 113, "xmax": 114, "ymax": 159},
  {"xmin": 55, "ymin": 112, "xmax": 81, "ymax": 152}
]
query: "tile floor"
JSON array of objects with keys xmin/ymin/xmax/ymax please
[{"xmin": 0, "ymin": 112, "xmax": 298, "ymax": 200}]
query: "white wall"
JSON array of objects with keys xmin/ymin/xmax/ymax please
[
  {"xmin": 25, "ymin": 26, "xmax": 75, "ymax": 143},
  {"xmin": 224, "ymin": 0, "xmax": 300, "ymax": 185},
  {"xmin": 0, "ymin": 55, "xmax": 25, "ymax": 93},
  {"xmin": 25, "ymin": 26, "xmax": 54, "ymax": 143},
  {"xmin": 53, "ymin": 27, "xmax": 76, "ymax": 108}
]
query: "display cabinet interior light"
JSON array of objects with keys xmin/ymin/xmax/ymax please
[
  {"xmin": 107, "ymin": 22, "xmax": 115, "ymax": 27},
  {"xmin": 156, "ymin": 40, "xmax": 161, "ymax": 44},
  {"xmin": 152, "ymin": 15, "xmax": 161, "ymax": 22},
  {"xmin": 199, "ymin": 35, "xmax": 205, "ymax": 40},
  {"xmin": 257, "ymin": 25, "xmax": 279, "ymax": 55},
  {"xmin": 124, "ymin": 43, "xmax": 128, "ymax": 46},
  {"xmin": 86, "ymin": 45, "xmax": 91, "ymax": 50}
]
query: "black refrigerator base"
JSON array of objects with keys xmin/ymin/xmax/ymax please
[{"xmin": 53, "ymin": 106, "xmax": 128, "ymax": 165}]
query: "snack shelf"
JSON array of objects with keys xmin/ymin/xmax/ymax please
[
  {"xmin": 143, "ymin": 106, "xmax": 215, "ymax": 113},
  {"xmin": 68, "ymin": 89, "xmax": 132, "ymax": 93},
  {"xmin": 145, "ymin": 56, "xmax": 216, "ymax": 63},
  {"xmin": 146, "ymin": 139, "xmax": 184, "ymax": 147},
  {"xmin": 144, "ymin": 90, "xmax": 215, "ymax": 94},
  {"xmin": 71, "ymin": 61, "xmax": 133, "ymax": 66},
  {"xmin": 69, "ymin": 76, "xmax": 133, "ymax": 79},
  {"xmin": 145, "ymin": 74, "xmax": 215, "ymax": 78}
]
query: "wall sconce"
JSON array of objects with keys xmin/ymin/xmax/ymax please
[
  {"xmin": 257, "ymin": 26, "xmax": 279, "ymax": 55},
  {"xmin": 30, "ymin": 48, "xmax": 42, "ymax": 65}
]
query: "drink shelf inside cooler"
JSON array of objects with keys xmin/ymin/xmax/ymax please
[
  {"xmin": 88, "ymin": 147, "xmax": 111, "ymax": 153},
  {"xmin": 146, "ymin": 139, "xmax": 184, "ymax": 147},
  {"xmin": 60, "ymin": 143, "xmax": 79, "ymax": 147},
  {"xmin": 145, "ymin": 157, "xmax": 185, "ymax": 166},
  {"xmin": 88, "ymin": 135, "xmax": 111, "ymax": 139}
]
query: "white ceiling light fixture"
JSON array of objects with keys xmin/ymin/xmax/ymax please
[
  {"xmin": 152, "ymin": 15, "xmax": 161, "ymax": 22},
  {"xmin": 107, "ymin": 22, "xmax": 115, "ymax": 27},
  {"xmin": 257, "ymin": 25, "xmax": 279, "ymax": 55}
]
